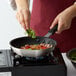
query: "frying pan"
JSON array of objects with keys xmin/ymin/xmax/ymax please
[{"xmin": 10, "ymin": 24, "xmax": 58, "ymax": 58}]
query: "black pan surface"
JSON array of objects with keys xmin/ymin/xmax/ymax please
[{"xmin": 10, "ymin": 36, "xmax": 57, "ymax": 48}]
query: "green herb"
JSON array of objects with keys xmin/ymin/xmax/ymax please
[
  {"xmin": 71, "ymin": 57, "xmax": 76, "ymax": 60},
  {"xmin": 69, "ymin": 51, "xmax": 76, "ymax": 60},
  {"xmin": 26, "ymin": 29, "xmax": 36, "ymax": 38}
]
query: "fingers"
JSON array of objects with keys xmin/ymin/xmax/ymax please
[
  {"xmin": 23, "ymin": 10, "xmax": 30, "ymax": 29},
  {"xmin": 50, "ymin": 18, "xmax": 58, "ymax": 30},
  {"xmin": 16, "ymin": 12, "xmax": 20, "ymax": 23},
  {"xmin": 50, "ymin": 16, "xmax": 71, "ymax": 34},
  {"xmin": 57, "ymin": 19, "xmax": 71, "ymax": 34},
  {"xmin": 19, "ymin": 10, "xmax": 27, "ymax": 29},
  {"xmin": 50, "ymin": 17, "xmax": 65, "ymax": 34},
  {"xmin": 16, "ymin": 11, "xmax": 26, "ymax": 29},
  {"xmin": 57, "ymin": 20, "xmax": 64, "ymax": 34},
  {"xmin": 16, "ymin": 9, "xmax": 30, "ymax": 30}
]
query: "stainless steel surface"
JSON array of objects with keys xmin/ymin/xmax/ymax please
[
  {"xmin": 44, "ymin": 32, "xmax": 52, "ymax": 37},
  {"xmin": 0, "ymin": 50, "xmax": 8, "ymax": 67},
  {"xmin": 11, "ymin": 38, "xmax": 57, "ymax": 57},
  {"xmin": 11, "ymin": 45, "xmax": 55, "ymax": 57},
  {"xmin": 62, "ymin": 53, "xmax": 76, "ymax": 76},
  {"xmin": 0, "ymin": 50, "xmax": 12, "ymax": 67}
]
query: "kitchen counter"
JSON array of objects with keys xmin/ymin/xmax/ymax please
[{"xmin": 0, "ymin": 53, "xmax": 76, "ymax": 76}]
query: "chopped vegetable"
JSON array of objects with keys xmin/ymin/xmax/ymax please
[
  {"xmin": 26, "ymin": 29, "xmax": 36, "ymax": 38},
  {"xmin": 20, "ymin": 43, "xmax": 53, "ymax": 50},
  {"xmin": 69, "ymin": 50, "xmax": 76, "ymax": 60}
]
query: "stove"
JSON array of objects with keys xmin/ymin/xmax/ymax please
[{"xmin": 0, "ymin": 48, "xmax": 67, "ymax": 76}]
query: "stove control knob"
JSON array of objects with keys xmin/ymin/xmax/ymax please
[
  {"xmin": 15, "ymin": 55, "xmax": 20, "ymax": 58},
  {"xmin": 16, "ymin": 61, "xmax": 20, "ymax": 65}
]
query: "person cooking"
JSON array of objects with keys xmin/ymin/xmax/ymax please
[{"xmin": 10, "ymin": 0, "xmax": 76, "ymax": 52}]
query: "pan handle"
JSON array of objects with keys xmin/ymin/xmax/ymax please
[{"xmin": 44, "ymin": 24, "xmax": 58, "ymax": 37}]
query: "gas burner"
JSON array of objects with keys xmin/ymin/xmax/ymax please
[
  {"xmin": 25, "ymin": 56, "xmax": 45, "ymax": 61},
  {"xmin": 13, "ymin": 54, "xmax": 56, "ymax": 66},
  {"xmin": 0, "ymin": 48, "xmax": 65, "ymax": 67},
  {"xmin": 0, "ymin": 48, "xmax": 67, "ymax": 76},
  {"xmin": 15, "ymin": 53, "xmax": 50, "ymax": 61},
  {"xmin": 11, "ymin": 48, "xmax": 62, "ymax": 66}
]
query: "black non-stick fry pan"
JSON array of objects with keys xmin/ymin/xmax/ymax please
[{"xmin": 10, "ymin": 24, "xmax": 58, "ymax": 58}]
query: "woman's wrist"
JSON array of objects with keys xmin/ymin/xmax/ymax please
[
  {"xmin": 65, "ymin": 4, "xmax": 76, "ymax": 20},
  {"xmin": 15, "ymin": 0, "xmax": 29, "ymax": 11},
  {"xmin": 70, "ymin": 3, "xmax": 76, "ymax": 18}
]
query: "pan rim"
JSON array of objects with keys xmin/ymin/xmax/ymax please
[
  {"xmin": 10, "ymin": 36, "xmax": 57, "ymax": 46},
  {"xmin": 9, "ymin": 36, "xmax": 57, "ymax": 51},
  {"xmin": 9, "ymin": 36, "xmax": 57, "ymax": 57}
]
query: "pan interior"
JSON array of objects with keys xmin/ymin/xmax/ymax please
[{"xmin": 10, "ymin": 36, "xmax": 57, "ymax": 48}]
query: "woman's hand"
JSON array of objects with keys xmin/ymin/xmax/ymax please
[
  {"xmin": 50, "ymin": 4, "xmax": 76, "ymax": 34},
  {"xmin": 15, "ymin": 0, "xmax": 30, "ymax": 30},
  {"xmin": 16, "ymin": 9, "xmax": 30, "ymax": 30}
]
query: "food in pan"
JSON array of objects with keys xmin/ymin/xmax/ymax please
[
  {"xmin": 69, "ymin": 50, "xmax": 76, "ymax": 61},
  {"xmin": 26, "ymin": 29, "xmax": 36, "ymax": 38},
  {"xmin": 20, "ymin": 43, "xmax": 53, "ymax": 50}
]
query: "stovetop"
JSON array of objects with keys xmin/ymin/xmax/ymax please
[
  {"xmin": 0, "ymin": 48, "xmax": 67, "ymax": 76},
  {"xmin": 0, "ymin": 48, "xmax": 65, "ymax": 67}
]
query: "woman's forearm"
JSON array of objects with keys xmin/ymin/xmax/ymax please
[
  {"xmin": 68, "ymin": 4, "xmax": 76, "ymax": 18},
  {"xmin": 15, "ymin": 0, "xmax": 29, "ymax": 10}
]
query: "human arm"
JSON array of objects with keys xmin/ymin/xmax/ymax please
[
  {"xmin": 50, "ymin": 3, "xmax": 76, "ymax": 34},
  {"xmin": 15, "ymin": 0, "xmax": 30, "ymax": 30}
]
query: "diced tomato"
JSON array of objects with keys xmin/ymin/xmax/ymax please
[
  {"xmin": 30, "ymin": 45, "xmax": 36, "ymax": 50},
  {"xmin": 35, "ymin": 45, "xmax": 41, "ymax": 50},
  {"xmin": 25, "ymin": 45, "xmax": 30, "ymax": 49},
  {"xmin": 41, "ymin": 46, "xmax": 47, "ymax": 49},
  {"xmin": 30, "ymin": 47, "xmax": 34, "ymax": 50},
  {"xmin": 20, "ymin": 43, "xmax": 52, "ymax": 50}
]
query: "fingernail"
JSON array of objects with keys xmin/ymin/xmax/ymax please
[
  {"xmin": 50, "ymin": 27, "xmax": 52, "ymax": 29},
  {"xmin": 50, "ymin": 25, "xmax": 53, "ymax": 29},
  {"xmin": 56, "ymin": 31, "xmax": 61, "ymax": 34}
]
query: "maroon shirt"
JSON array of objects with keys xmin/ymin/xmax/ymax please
[{"xmin": 30, "ymin": 0, "xmax": 76, "ymax": 52}]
